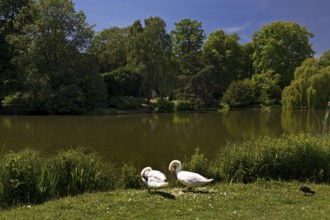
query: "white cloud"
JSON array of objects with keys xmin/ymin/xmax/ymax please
[{"xmin": 223, "ymin": 22, "xmax": 251, "ymax": 33}]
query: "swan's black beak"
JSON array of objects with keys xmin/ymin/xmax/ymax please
[{"xmin": 171, "ymin": 166, "xmax": 176, "ymax": 173}]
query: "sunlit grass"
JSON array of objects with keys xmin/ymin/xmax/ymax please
[{"xmin": 0, "ymin": 181, "xmax": 329, "ymax": 219}]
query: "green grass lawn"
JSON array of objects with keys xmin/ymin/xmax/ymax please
[{"xmin": 1, "ymin": 181, "xmax": 329, "ymax": 220}]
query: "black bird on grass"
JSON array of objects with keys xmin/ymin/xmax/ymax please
[{"xmin": 299, "ymin": 186, "xmax": 315, "ymax": 195}]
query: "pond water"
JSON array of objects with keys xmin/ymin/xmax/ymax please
[{"xmin": 0, "ymin": 109, "xmax": 327, "ymax": 170}]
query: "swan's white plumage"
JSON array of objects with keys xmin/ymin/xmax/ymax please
[
  {"xmin": 141, "ymin": 167, "xmax": 168, "ymax": 192},
  {"xmin": 168, "ymin": 160, "xmax": 213, "ymax": 190}
]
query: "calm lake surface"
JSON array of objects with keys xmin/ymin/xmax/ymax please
[{"xmin": 0, "ymin": 109, "xmax": 327, "ymax": 170}]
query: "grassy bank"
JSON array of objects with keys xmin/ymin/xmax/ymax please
[
  {"xmin": 0, "ymin": 181, "xmax": 329, "ymax": 219},
  {"xmin": 1, "ymin": 133, "xmax": 330, "ymax": 213}
]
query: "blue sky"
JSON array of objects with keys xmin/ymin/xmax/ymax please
[{"xmin": 72, "ymin": 0, "xmax": 330, "ymax": 57}]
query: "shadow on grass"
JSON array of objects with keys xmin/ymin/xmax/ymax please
[
  {"xmin": 183, "ymin": 190, "xmax": 214, "ymax": 194},
  {"xmin": 151, "ymin": 191, "xmax": 176, "ymax": 199}
]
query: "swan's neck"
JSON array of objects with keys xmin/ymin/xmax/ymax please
[{"xmin": 175, "ymin": 166, "xmax": 181, "ymax": 174}]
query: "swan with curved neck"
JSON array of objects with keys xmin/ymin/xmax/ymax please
[
  {"xmin": 141, "ymin": 167, "xmax": 169, "ymax": 193},
  {"xmin": 169, "ymin": 160, "xmax": 213, "ymax": 191}
]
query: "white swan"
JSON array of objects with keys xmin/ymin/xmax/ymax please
[
  {"xmin": 168, "ymin": 160, "xmax": 213, "ymax": 191},
  {"xmin": 141, "ymin": 167, "xmax": 169, "ymax": 193}
]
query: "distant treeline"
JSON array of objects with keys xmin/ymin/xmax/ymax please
[{"xmin": 1, "ymin": 0, "xmax": 330, "ymax": 114}]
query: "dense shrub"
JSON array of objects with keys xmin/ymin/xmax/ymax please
[
  {"xmin": 0, "ymin": 149, "xmax": 114, "ymax": 209},
  {"xmin": 47, "ymin": 149, "xmax": 114, "ymax": 197},
  {"xmin": 102, "ymin": 66, "xmax": 142, "ymax": 97},
  {"xmin": 173, "ymin": 100, "xmax": 193, "ymax": 112},
  {"xmin": 219, "ymin": 134, "xmax": 330, "ymax": 183},
  {"xmin": 222, "ymin": 79, "xmax": 255, "ymax": 107},
  {"xmin": 151, "ymin": 98, "xmax": 174, "ymax": 113},
  {"xmin": 184, "ymin": 148, "xmax": 223, "ymax": 182},
  {"xmin": 108, "ymin": 96, "xmax": 139, "ymax": 110},
  {"xmin": 0, "ymin": 150, "xmax": 45, "ymax": 207},
  {"xmin": 119, "ymin": 164, "xmax": 142, "ymax": 189}
]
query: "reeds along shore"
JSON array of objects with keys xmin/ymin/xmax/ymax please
[{"xmin": 1, "ymin": 133, "xmax": 330, "ymax": 209}]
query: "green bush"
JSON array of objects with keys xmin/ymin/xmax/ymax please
[
  {"xmin": 219, "ymin": 134, "xmax": 330, "ymax": 183},
  {"xmin": 173, "ymin": 100, "xmax": 193, "ymax": 112},
  {"xmin": 102, "ymin": 66, "xmax": 142, "ymax": 97},
  {"xmin": 0, "ymin": 149, "xmax": 45, "ymax": 207},
  {"xmin": 119, "ymin": 164, "xmax": 141, "ymax": 189},
  {"xmin": 108, "ymin": 96, "xmax": 139, "ymax": 110},
  {"xmin": 0, "ymin": 149, "xmax": 115, "ymax": 209},
  {"xmin": 151, "ymin": 98, "xmax": 174, "ymax": 113},
  {"xmin": 47, "ymin": 149, "xmax": 114, "ymax": 197},
  {"xmin": 184, "ymin": 148, "xmax": 223, "ymax": 182},
  {"xmin": 222, "ymin": 79, "xmax": 255, "ymax": 107},
  {"xmin": 3, "ymin": 92, "xmax": 36, "ymax": 114}
]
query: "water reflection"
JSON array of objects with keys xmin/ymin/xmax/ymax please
[{"xmin": 0, "ymin": 110, "xmax": 326, "ymax": 169}]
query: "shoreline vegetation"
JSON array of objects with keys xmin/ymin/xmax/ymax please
[{"xmin": 1, "ymin": 134, "xmax": 330, "ymax": 215}]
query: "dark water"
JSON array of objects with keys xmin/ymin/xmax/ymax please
[{"xmin": 0, "ymin": 109, "xmax": 327, "ymax": 170}]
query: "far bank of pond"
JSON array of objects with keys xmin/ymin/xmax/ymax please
[{"xmin": 0, "ymin": 109, "xmax": 328, "ymax": 168}]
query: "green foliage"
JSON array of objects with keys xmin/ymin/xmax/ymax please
[
  {"xmin": 127, "ymin": 17, "xmax": 174, "ymax": 96},
  {"xmin": 219, "ymin": 134, "xmax": 330, "ymax": 183},
  {"xmin": 322, "ymin": 102, "xmax": 330, "ymax": 135},
  {"xmin": 173, "ymin": 100, "xmax": 193, "ymax": 112},
  {"xmin": 108, "ymin": 96, "xmax": 139, "ymax": 110},
  {"xmin": 0, "ymin": 0, "xmax": 32, "ymax": 106},
  {"xmin": 0, "ymin": 149, "xmax": 114, "ymax": 209},
  {"xmin": 47, "ymin": 149, "xmax": 114, "ymax": 197},
  {"xmin": 202, "ymin": 30, "xmax": 246, "ymax": 93},
  {"xmin": 3, "ymin": 92, "xmax": 34, "ymax": 114},
  {"xmin": 102, "ymin": 66, "xmax": 142, "ymax": 97},
  {"xmin": 90, "ymin": 27, "xmax": 128, "ymax": 73},
  {"xmin": 175, "ymin": 64, "xmax": 215, "ymax": 109},
  {"xmin": 184, "ymin": 148, "xmax": 222, "ymax": 182},
  {"xmin": 151, "ymin": 98, "xmax": 174, "ymax": 113},
  {"xmin": 0, "ymin": 149, "xmax": 44, "ymax": 207},
  {"xmin": 252, "ymin": 70, "xmax": 281, "ymax": 106},
  {"xmin": 282, "ymin": 58, "xmax": 330, "ymax": 109},
  {"xmin": 5, "ymin": 0, "xmax": 100, "ymax": 114},
  {"xmin": 252, "ymin": 21, "xmax": 314, "ymax": 88},
  {"xmin": 170, "ymin": 18, "xmax": 205, "ymax": 58},
  {"xmin": 319, "ymin": 50, "xmax": 330, "ymax": 67},
  {"xmin": 119, "ymin": 164, "xmax": 141, "ymax": 189},
  {"xmin": 222, "ymin": 78, "xmax": 255, "ymax": 107},
  {"xmin": 219, "ymin": 103, "xmax": 230, "ymax": 113}
]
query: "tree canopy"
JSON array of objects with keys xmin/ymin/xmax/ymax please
[
  {"xmin": 282, "ymin": 58, "xmax": 330, "ymax": 109},
  {"xmin": 0, "ymin": 0, "xmax": 328, "ymax": 114},
  {"xmin": 170, "ymin": 19, "xmax": 205, "ymax": 58},
  {"xmin": 252, "ymin": 21, "xmax": 314, "ymax": 88}
]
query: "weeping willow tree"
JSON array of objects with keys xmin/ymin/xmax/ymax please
[{"xmin": 282, "ymin": 58, "xmax": 330, "ymax": 109}]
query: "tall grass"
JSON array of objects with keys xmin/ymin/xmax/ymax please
[
  {"xmin": 183, "ymin": 148, "xmax": 223, "ymax": 182},
  {"xmin": 0, "ymin": 150, "xmax": 45, "ymax": 207},
  {"xmin": 119, "ymin": 164, "xmax": 142, "ymax": 189},
  {"xmin": 218, "ymin": 134, "xmax": 330, "ymax": 183},
  {"xmin": 0, "ymin": 149, "xmax": 114, "ymax": 209},
  {"xmin": 46, "ymin": 149, "xmax": 115, "ymax": 197}
]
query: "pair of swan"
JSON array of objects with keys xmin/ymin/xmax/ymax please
[{"xmin": 141, "ymin": 160, "xmax": 213, "ymax": 193}]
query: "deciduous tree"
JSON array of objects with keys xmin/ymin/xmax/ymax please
[
  {"xmin": 282, "ymin": 58, "xmax": 330, "ymax": 109},
  {"xmin": 90, "ymin": 27, "xmax": 129, "ymax": 73},
  {"xmin": 7, "ymin": 0, "xmax": 103, "ymax": 114},
  {"xmin": 252, "ymin": 21, "xmax": 314, "ymax": 88},
  {"xmin": 127, "ymin": 17, "xmax": 174, "ymax": 97}
]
